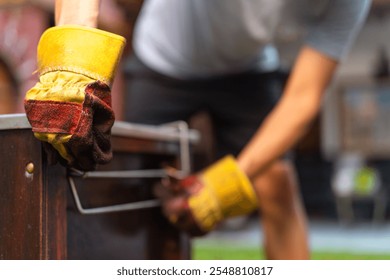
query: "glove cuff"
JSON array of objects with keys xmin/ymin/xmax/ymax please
[
  {"xmin": 189, "ymin": 155, "xmax": 258, "ymax": 232},
  {"xmin": 37, "ymin": 25, "xmax": 126, "ymax": 84}
]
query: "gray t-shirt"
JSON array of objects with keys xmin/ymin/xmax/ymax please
[{"xmin": 133, "ymin": 0, "xmax": 370, "ymax": 79}]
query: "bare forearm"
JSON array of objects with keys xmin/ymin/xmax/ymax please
[
  {"xmin": 237, "ymin": 88, "xmax": 321, "ymax": 179},
  {"xmin": 237, "ymin": 46, "xmax": 337, "ymax": 179},
  {"xmin": 55, "ymin": 0, "xmax": 100, "ymax": 27}
]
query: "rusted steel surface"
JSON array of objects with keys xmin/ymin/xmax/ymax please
[
  {"xmin": 0, "ymin": 114, "xmax": 193, "ymax": 260},
  {"xmin": 66, "ymin": 153, "xmax": 190, "ymax": 260},
  {"xmin": 0, "ymin": 129, "xmax": 66, "ymax": 259}
]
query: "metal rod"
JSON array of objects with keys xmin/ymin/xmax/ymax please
[
  {"xmin": 162, "ymin": 121, "xmax": 191, "ymax": 177},
  {"xmin": 69, "ymin": 169, "xmax": 168, "ymax": 179},
  {"xmin": 68, "ymin": 177, "xmax": 161, "ymax": 215}
]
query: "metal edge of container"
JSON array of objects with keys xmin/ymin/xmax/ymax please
[{"xmin": 0, "ymin": 114, "xmax": 200, "ymax": 143}]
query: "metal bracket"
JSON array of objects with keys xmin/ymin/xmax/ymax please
[{"xmin": 67, "ymin": 121, "xmax": 192, "ymax": 215}]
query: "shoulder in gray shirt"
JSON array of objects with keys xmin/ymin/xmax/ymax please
[{"xmin": 133, "ymin": 0, "xmax": 371, "ymax": 79}]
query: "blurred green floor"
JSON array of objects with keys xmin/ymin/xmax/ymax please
[
  {"xmin": 191, "ymin": 218, "xmax": 390, "ymax": 260},
  {"xmin": 193, "ymin": 244, "xmax": 390, "ymax": 260}
]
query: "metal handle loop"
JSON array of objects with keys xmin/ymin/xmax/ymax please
[{"xmin": 67, "ymin": 121, "xmax": 192, "ymax": 215}]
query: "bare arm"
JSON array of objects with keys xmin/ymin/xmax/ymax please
[
  {"xmin": 237, "ymin": 46, "xmax": 337, "ymax": 179},
  {"xmin": 55, "ymin": 0, "xmax": 100, "ymax": 27}
]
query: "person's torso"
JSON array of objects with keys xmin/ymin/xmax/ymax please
[{"xmin": 133, "ymin": 0, "xmax": 285, "ymax": 78}]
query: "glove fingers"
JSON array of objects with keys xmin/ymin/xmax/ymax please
[
  {"xmin": 162, "ymin": 196, "xmax": 188, "ymax": 218},
  {"xmin": 159, "ymin": 193, "xmax": 207, "ymax": 236},
  {"xmin": 156, "ymin": 176, "xmax": 209, "ymax": 237},
  {"xmin": 154, "ymin": 181, "xmax": 177, "ymax": 200},
  {"xmin": 155, "ymin": 172, "xmax": 216, "ymax": 236},
  {"xmin": 65, "ymin": 81, "xmax": 115, "ymax": 171},
  {"xmin": 175, "ymin": 207, "xmax": 208, "ymax": 237},
  {"xmin": 161, "ymin": 173, "xmax": 202, "ymax": 194},
  {"xmin": 87, "ymin": 81, "xmax": 115, "ymax": 158}
]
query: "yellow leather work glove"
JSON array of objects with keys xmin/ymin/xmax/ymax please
[
  {"xmin": 24, "ymin": 25, "xmax": 125, "ymax": 171},
  {"xmin": 155, "ymin": 155, "xmax": 258, "ymax": 236}
]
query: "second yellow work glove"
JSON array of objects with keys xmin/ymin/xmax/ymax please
[
  {"xmin": 156, "ymin": 155, "xmax": 258, "ymax": 236},
  {"xmin": 24, "ymin": 25, "xmax": 126, "ymax": 170}
]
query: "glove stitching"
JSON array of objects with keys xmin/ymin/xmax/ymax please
[{"xmin": 40, "ymin": 66, "xmax": 110, "ymax": 84}]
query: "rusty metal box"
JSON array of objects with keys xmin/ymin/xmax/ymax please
[{"xmin": 0, "ymin": 114, "xmax": 198, "ymax": 260}]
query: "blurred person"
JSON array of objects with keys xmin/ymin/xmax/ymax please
[{"xmin": 24, "ymin": 0, "xmax": 371, "ymax": 260}]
